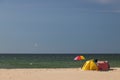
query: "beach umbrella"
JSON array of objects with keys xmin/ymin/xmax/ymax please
[{"xmin": 74, "ymin": 55, "xmax": 85, "ymax": 61}]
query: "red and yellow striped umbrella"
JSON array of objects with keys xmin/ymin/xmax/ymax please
[{"xmin": 74, "ymin": 55, "xmax": 85, "ymax": 61}]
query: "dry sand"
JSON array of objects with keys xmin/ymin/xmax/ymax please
[{"xmin": 0, "ymin": 68, "xmax": 119, "ymax": 80}]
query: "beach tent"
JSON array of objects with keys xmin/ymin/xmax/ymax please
[
  {"xmin": 74, "ymin": 55, "xmax": 85, "ymax": 61},
  {"xmin": 81, "ymin": 59, "xmax": 98, "ymax": 70},
  {"xmin": 97, "ymin": 61, "xmax": 110, "ymax": 71}
]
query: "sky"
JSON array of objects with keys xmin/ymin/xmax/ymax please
[{"xmin": 0, "ymin": 0, "xmax": 120, "ymax": 53}]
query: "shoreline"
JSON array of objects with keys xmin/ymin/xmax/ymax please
[{"xmin": 0, "ymin": 67, "xmax": 119, "ymax": 69}]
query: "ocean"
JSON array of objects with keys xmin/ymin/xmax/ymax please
[{"xmin": 0, "ymin": 54, "xmax": 119, "ymax": 68}]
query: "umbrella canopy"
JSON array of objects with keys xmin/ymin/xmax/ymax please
[{"xmin": 74, "ymin": 55, "xmax": 85, "ymax": 61}]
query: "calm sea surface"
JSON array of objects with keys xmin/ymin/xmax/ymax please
[{"xmin": 0, "ymin": 54, "xmax": 119, "ymax": 68}]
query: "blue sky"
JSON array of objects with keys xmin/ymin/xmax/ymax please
[{"xmin": 0, "ymin": 0, "xmax": 120, "ymax": 53}]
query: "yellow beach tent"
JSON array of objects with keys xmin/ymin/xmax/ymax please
[{"xmin": 81, "ymin": 59, "xmax": 98, "ymax": 70}]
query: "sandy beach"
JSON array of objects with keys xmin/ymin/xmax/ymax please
[{"xmin": 0, "ymin": 68, "xmax": 119, "ymax": 80}]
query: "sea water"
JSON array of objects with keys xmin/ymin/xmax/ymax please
[{"xmin": 0, "ymin": 53, "xmax": 119, "ymax": 68}]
